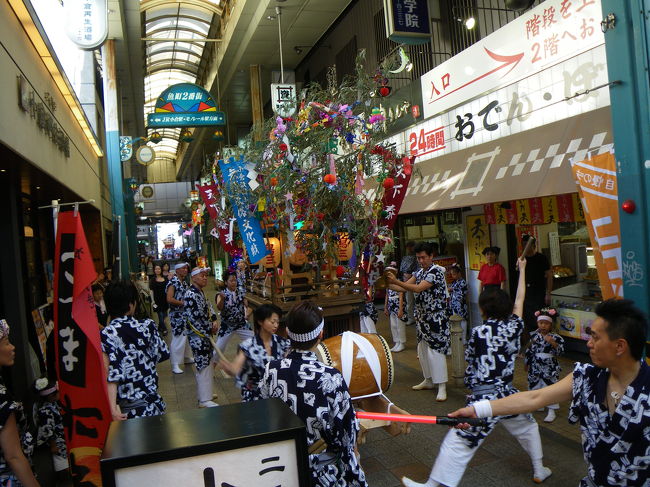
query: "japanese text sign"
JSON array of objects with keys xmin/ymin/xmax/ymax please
[
  {"xmin": 420, "ymin": 0, "xmax": 603, "ymax": 119},
  {"xmin": 384, "ymin": 0, "xmax": 430, "ymax": 41},
  {"xmin": 198, "ymin": 183, "xmax": 220, "ymax": 220},
  {"xmin": 218, "ymin": 157, "xmax": 269, "ymax": 264},
  {"xmin": 570, "ymin": 152, "xmax": 623, "ymax": 299},
  {"xmin": 64, "ymin": 0, "xmax": 108, "ymax": 49}
]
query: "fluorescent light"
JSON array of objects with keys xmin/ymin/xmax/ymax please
[{"xmin": 465, "ymin": 17, "xmax": 476, "ymax": 29}]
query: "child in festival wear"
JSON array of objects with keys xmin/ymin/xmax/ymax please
[
  {"xmin": 359, "ymin": 291, "xmax": 378, "ymax": 334},
  {"xmin": 218, "ymin": 304, "xmax": 290, "ymax": 402},
  {"xmin": 448, "ymin": 264, "xmax": 469, "ymax": 344},
  {"xmin": 524, "ymin": 308, "xmax": 564, "ymax": 423},
  {"xmin": 385, "ymin": 263, "xmax": 407, "ymax": 352},
  {"xmin": 33, "ymin": 377, "xmax": 68, "ymax": 481}
]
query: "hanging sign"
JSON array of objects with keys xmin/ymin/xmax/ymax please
[
  {"xmin": 271, "ymin": 84, "xmax": 297, "ymax": 117},
  {"xmin": 64, "ymin": 0, "xmax": 108, "ymax": 49},
  {"xmin": 383, "ymin": 0, "xmax": 430, "ymax": 44},
  {"xmin": 198, "ymin": 184, "xmax": 220, "ymax": 220},
  {"xmin": 218, "ymin": 157, "xmax": 269, "ymax": 264},
  {"xmin": 135, "ymin": 146, "xmax": 156, "ymax": 166},
  {"xmin": 119, "ymin": 136, "xmax": 132, "ymax": 162},
  {"xmin": 147, "ymin": 83, "xmax": 226, "ymax": 128},
  {"xmin": 570, "ymin": 152, "xmax": 623, "ymax": 299},
  {"xmin": 466, "ymin": 214, "xmax": 491, "ymax": 271}
]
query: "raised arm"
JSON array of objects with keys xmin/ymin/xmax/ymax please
[
  {"xmin": 387, "ymin": 275, "xmax": 431, "ymax": 293},
  {"xmin": 512, "ymin": 257, "xmax": 527, "ymax": 318}
]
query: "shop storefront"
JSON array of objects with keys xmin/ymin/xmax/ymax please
[{"xmin": 379, "ymin": 0, "xmax": 611, "ymax": 346}]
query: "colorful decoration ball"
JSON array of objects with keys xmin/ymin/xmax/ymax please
[
  {"xmin": 383, "ymin": 177, "xmax": 395, "ymax": 189},
  {"xmin": 270, "ymin": 177, "xmax": 278, "ymax": 186},
  {"xmin": 323, "ymin": 174, "xmax": 336, "ymax": 184},
  {"xmin": 279, "ymin": 143, "xmax": 288, "ymax": 152}
]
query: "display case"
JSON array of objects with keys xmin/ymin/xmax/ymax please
[{"xmin": 551, "ymin": 282, "xmax": 601, "ymax": 353}]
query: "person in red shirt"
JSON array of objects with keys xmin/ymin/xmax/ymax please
[{"xmin": 478, "ymin": 247, "xmax": 506, "ymax": 294}]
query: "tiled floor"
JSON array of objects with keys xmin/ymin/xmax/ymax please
[{"xmin": 158, "ymin": 289, "xmax": 587, "ymax": 486}]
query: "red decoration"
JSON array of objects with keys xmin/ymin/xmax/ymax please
[
  {"xmin": 316, "ymin": 212, "xmax": 325, "ymax": 221},
  {"xmin": 279, "ymin": 143, "xmax": 288, "ymax": 152},
  {"xmin": 379, "ymin": 86, "xmax": 391, "ymax": 97},
  {"xmin": 622, "ymin": 199, "xmax": 636, "ymax": 214},
  {"xmin": 323, "ymin": 174, "xmax": 336, "ymax": 184},
  {"xmin": 383, "ymin": 177, "xmax": 395, "ymax": 189},
  {"xmin": 270, "ymin": 177, "xmax": 278, "ymax": 186},
  {"xmin": 336, "ymin": 265, "xmax": 345, "ymax": 278},
  {"xmin": 402, "ymin": 156, "xmax": 412, "ymax": 175}
]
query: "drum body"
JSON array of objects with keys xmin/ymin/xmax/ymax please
[{"xmin": 317, "ymin": 332, "xmax": 394, "ymax": 398}]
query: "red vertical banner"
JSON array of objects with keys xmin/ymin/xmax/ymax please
[
  {"xmin": 54, "ymin": 212, "xmax": 111, "ymax": 486},
  {"xmin": 529, "ymin": 197, "xmax": 544, "ymax": 224},
  {"xmin": 378, "ymin": 157, "xmax": 414, "ymax": 230},
  {"xmin": 505, "ymin": 201, "xmax": 518, "ymax": 224},
  {"xmin": 197, "ymin": 183, "xmax": 220, "ymax": 220},
  {"xmin": 484, "ymin": 204, "xmax": 496, "ymax": 224},
  {"xmin": 556, "ymin": 193, "xmax": 574, "ymax": 222}
]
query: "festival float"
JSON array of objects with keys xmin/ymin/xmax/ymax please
[{"xmin": 199, "ymin": 54, "xmax": 414, "ymax": 336}]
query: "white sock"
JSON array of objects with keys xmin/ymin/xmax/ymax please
[
  {"xmin": 437, "ymin": 383, "xmax": 446, "ymax": 396},
  {"xmin": 401, "ymin": 477, "xmax": 439, "ymax": 487}
]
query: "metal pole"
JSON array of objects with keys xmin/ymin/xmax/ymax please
[
  {"xmin": 600, "ymin": 0, "xmax": 650, "ymax": 349},
  {"xmin": 102, "ymin": 39, "xmax": 130, "ymax": 279},
  {"xmin": 276, "ymin": 6, "xmax": 284, "ymax": 83}
]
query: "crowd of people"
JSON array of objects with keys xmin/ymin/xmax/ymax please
[{"xmin": 0, "ymin": 234, "xmax": 647, "ymax": 487}]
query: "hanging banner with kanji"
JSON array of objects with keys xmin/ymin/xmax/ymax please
[
  {"xmin": 54, "ymin": 211, "xmax": 111, "ymax": 486},
  {"xmin": 218, "ymin": 157, "xmax": 269, "ymax": 263},
  {"xmin": 570, "ymin": 152, "xmax": 623, "ymax": 299},
  {"xmin": 197, "ymin": 183, "xmax": 220, "ymax": 220},
  {"xmin": 466, "ymin": 214, "xmax": 490, "ymax": 271},
  {"xmin": 379, "ymin": 156, "xmax": 414, "ymax": 230}
]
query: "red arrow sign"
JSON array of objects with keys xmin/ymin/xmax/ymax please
[{"xmin": 429, "ymin": 48, "xmax": 524, "ymax": 103}]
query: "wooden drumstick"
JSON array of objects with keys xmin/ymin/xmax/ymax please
[
  {"xmin": 521, "ymin": 236, "xmax": 535, "ymax": 259},
  {"xmin": 356, "ymin": 411, "xmax": 487, "ymax": 427}
]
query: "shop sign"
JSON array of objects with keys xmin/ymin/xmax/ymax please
[
  {"xmin": 147, "ymin": 83, "xmax": 226, "ymax": 128},
  {"xmin": 17, "ymin": 76, "xmax": 70, "ymax": 158},
  {"xmin": 337, "ymin": 233, "xmax": 353, "ymax": 261},
  {"xmin": 465, "ymin": 214, "xmax": 491, "ymax": 271},
  {"xmin": 64, "ymin": 0, "xmax": 108, "ymax": 50},
  {"xmin": 383, "ymin": 0, "xmax": 430, "ymax": 44},
  {"xmin": 484, "ymin": 194, "xmax": 585, "ymax": 225},
  {"xmin": 420, "ymin": 0, "xmax": 604, "ymax": 119},
  {"xmin": 398, "ymin": 44, "xmax": 609, "ymax": 160}
]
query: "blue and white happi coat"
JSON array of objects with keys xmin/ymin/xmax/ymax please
[
  {"xmin": 569, "ymin": 361, "xmax": 650, "ymax": 487},
  {"xmin": 414, "ymin": 264, "xmax": 450, "ymax": 354},
  {"xmin": 36, "ymin": 401, "xmax": 67, "ymax": 459},
  {"xmin": 166, "ymin": 274, "xmax": 188, "ymax": 336},
  {"xmin": 0, "ymin": 381, "xmax": 34, "ymax": 485},
  {"xmin": 236, "ymin": 334, "xmax": 290, "ymax": 402},
  {"xmin": 456, "ymin": 314, "xmax": 534, "ymax": 448},
  {"xmin": 184, "ymin": 284, "xmax": 218, "ymax": 371},
  {"xmin": 260, "ymin": 350, "xmax": 367, "ymax": 487},
  {"xmin": 386, "ymin": 289, "xmax": 407, "ymax": 321},
  {"xmin": 359, "ymin": 300, "xmax": 378, "ymax": 323},
  {"xmin": 525, "ymin": 330, "xmax": 564, "ymax": 390},
  {"xmin": 218, "ymin": 287, "xmax": 249, "ymax": 337},
  {"xmin": 101, "ymin": 315, "xmax": 170, "ymax": 418},
  {"xmin": 449, "ymin": 278, "xmax": 469, "ymax": 320}
]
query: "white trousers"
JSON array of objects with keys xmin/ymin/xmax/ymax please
[
  {"xmin": 215, "ymin": 328, "xmax": 254, "ymax": 352},
  {"xmin": 170, "ymin": 334, "xmax": 193, "ymax": 366},
  {"xmin": 460, "ymin": 319, "xmax": 468, "ymax": 345},
  {"xmin": 360, "ymin": 315, "xmax": 377, "ymax": 334},
  {"xmin": 389, "ymin": 314, "xmax": 406, "ymax": 344},
  {"xmin": 195, "ymin": 361, "xmax": 215, "ymax": 402},
  {"xmin": 417, "ymin": 341, "xmax": 447, "ymax": 384},
  {"xmin": 430, "ymin": 414, "xmax": 544, "ymax": 487}
]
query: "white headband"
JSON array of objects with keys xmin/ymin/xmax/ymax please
[
  {"xmin": 537, "ymin": 315, "xmax": 553, "ymax": 323},
  {"xmin": 287, "ymin": 319, "xmax": 324, "ymax": 342},
  {"xmin": 175, "ymin": 263, "xmax": 189, "ymax": 270},
  {"xmin": 191, "ymin": 267, "xmax": 211, "ymax": 277}
]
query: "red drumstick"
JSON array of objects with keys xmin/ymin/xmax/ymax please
[{"xmin": 356, "ymin": 411, "xmax": 487, "ymax": 427}]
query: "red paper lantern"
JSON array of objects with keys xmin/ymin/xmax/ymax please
[
  {"xmin": 279, "ymin": 143, "xmax": 288, "ymax": 152},
  {"xmin": 383, "ymin": 177, "xmax": 395, "ymax": 189},
  {"xmin": 323, "ymin": 174, "xmax": 336, "ymax": 184},
  {"xmin": 270, "ymin": 177, "xmax": 278, "ymax": 186}
]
